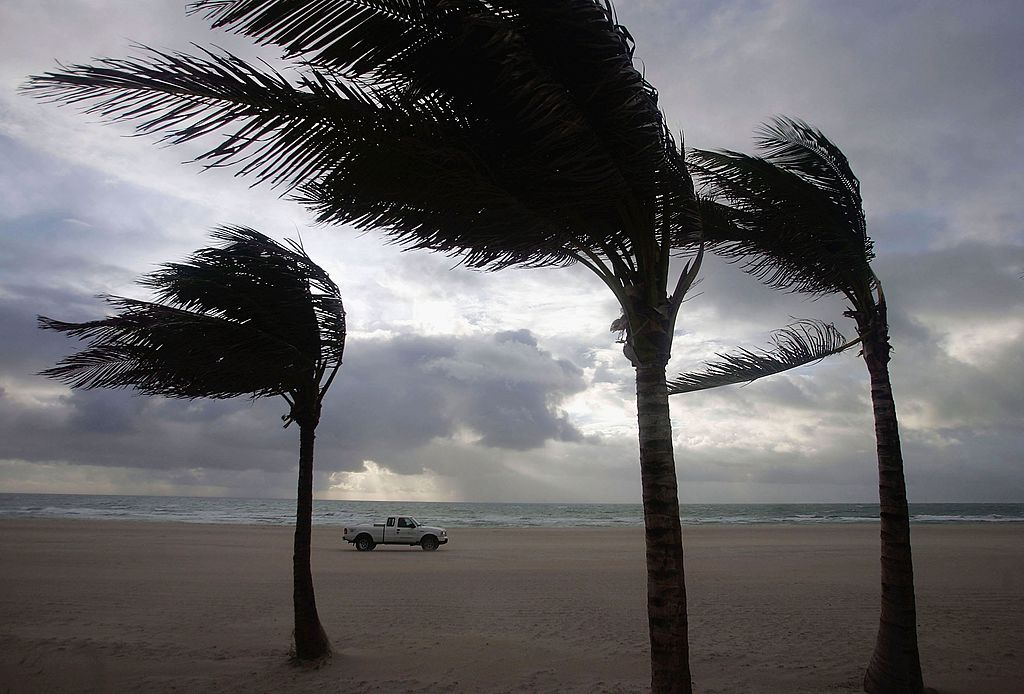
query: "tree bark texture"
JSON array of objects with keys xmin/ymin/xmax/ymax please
[
  {"xmin": 293, "ymin": 419, "xmax": 332, "ymax": 662},
  {"xmin": 635, "ymin": 361, "xmax": 692, "ymax": 694},
  {"xmin": 858, "ymin": 308, "xmax": 924, "ymax": 694}
]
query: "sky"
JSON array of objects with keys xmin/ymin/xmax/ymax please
[{"xmin": 0, "ymin": 0, "xmax": 1021, "ymax": 503}]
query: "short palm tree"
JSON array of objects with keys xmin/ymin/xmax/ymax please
[
  {"xmin": 670, "ymin": 117, "xmax": 924, "ymax": 694},
  {"xmin": 38, "ymin": 226, "xmax": 345, "ymax": 663},
  {"xmin": 26, "ymin": 2, "xmax": 702, "ymax": 690}
]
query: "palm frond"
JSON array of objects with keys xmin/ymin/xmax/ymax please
[
  {"xmin": 24, "ymin": 46, "xmax": 383, "ymax": 192},
  {"xmin": 692, "ymin": 152, "xmax": 867, "ymax": 297},
  {"xmin": 756, "ymin": 116, "xmax": 867, "ymax": 251},
  {"xmin": 667, "ymin": 320, "xmax": 855, "ymax": 395},
  {"xmin": 39, "ymin": 227, "xmax": 346, "ymax": 400},
  {"xmin": 27, "ymin": 1, "xmax": 699, "ymax": 272},
  {"xmin": 689, "ymin": 118, "xmax": 874, "ymax": 302},
  {"xmin": 191, "ymin": 0, "xmax": 444, "ymax": 78},
  {"xmin": 190, "ymin": 0, "xmax": 668, "ymax": 189},
  {"xmin": 39, "ymin": 298, "xmax": 299, "ymax": 397}
]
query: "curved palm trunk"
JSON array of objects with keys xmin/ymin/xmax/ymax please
[
  {"xmin": 293, "ymin": 418, "xmax": 332, "ymax": 662},
  {"xmin": 857, "ymin": 307, "xmax": 923, "ymax": 694},
  {"xmin": 635, "ymin": 359, "xmax": 692, "ymax": 694}
]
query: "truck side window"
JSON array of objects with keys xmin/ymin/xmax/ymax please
[
  {"xmin": 398, "ymin": 517, "xmax": 411, "ymax": 528},
  {"xmin": 387, "ymin": 517, "xmax": 396, "ymax": 527}
]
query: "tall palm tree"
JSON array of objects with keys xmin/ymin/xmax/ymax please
[
  {"xmin": 670, "ymin": 117, "xmax": 925, "ymax": 694},
  {"xmin": 26, "ymin": 2, "xmax": 702, "ymax": 689},
  {"xmin": 38, "ymin": 226, "xmax": 345, "ymax": 663}
]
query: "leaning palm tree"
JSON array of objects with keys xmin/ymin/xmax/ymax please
[
  {"xmin": 26, "ymin": 2, "xmax": 702, "ymax": 690},
  {"xmin": 38, "ymin": 226, "xmax": 345, "ymax": 664},
  {"xmin": 671, "ymin": 117, "xmax": 925, "ymax": 694}
]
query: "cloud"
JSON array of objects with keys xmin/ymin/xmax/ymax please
[
  {"xmin": 319, "ymin": 329, "xmax": 589, "ymax": 464},
  {"xmin": 0, "ymin": 0, "xmax": 1021, "ymax": 502},
  {"xmin": 2, "ymin": 268, "xmax": 591, "ymax": 484},
  {"xmin": 326, "ymin": 461, "xmax": 456, "ymax": 502}
]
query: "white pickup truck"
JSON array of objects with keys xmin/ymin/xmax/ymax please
[{"xmin": 342, "ymin": 516, "xmax": 449, "ymax": 551}]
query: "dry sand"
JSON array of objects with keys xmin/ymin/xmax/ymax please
[{"xmin": 0, "ymin": 520, "xmax": 1020, "ymax": 693}]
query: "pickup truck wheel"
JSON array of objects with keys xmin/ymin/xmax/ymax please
[
  {"xmin": 420, "ymin": 535, "xmax": 439, "ymax": 551},
  {"xmin": 355, "ymin": 535, "xmax": 376, "ymax": 551}
]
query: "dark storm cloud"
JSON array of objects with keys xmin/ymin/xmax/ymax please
[
  {"xmin": 620, "ymin": 0, "xmax": 1024, "ymax": 257},
  {"xmin": 675, "ymin": 238, "xmax": 1023, "ymax": 411},
  {"xmin": 675, "ymin": 254, "xmax": 851, "ymax": 339},
  {"xmin": 64, "ymin": 389, "xmax": 144, "ymax": 435},
  {"xmin": 0, "ymin": 380, "xmax": 293, "ymax": 473},
  {"xmin": 870, "ymin": 243, "xmax": 1024, "ymax": 430},
  {"xmin": 0, "ymin": 136, "xmax": 227, "ymax": 303},
  {"xmin": 894, "ymin": 333, "xmax": 1024, "ymax": 432},
  {"xmin": 0, "ymin": 291, "xmax": 86, "ymax": 377},
  {"xmin": 318, "ymin": 330, "xmax": 588, "ymax": 472},
  {"xmin": 876, "ymin": 242, "xmax": 1024, "ymax": 321},
  {"xmin": 1, "ymin": 262, "xmax": 588, "ymax": 477}
]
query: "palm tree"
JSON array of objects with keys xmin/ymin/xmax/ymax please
[
  {"xmin": 26, "ymin": 2, "xmax": 702, "ymax": 690},
  {"xmin": 670, "ymin": 117, "xmax": 925, "ymax": 694},
  {"xmin": 38, "ymin": 226, "xmax": 345, "ymax": 664}
]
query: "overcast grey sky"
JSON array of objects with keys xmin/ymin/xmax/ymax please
[{"xmin": 1, "ymin": 0, "xmax": 1021, "ymax": 502}]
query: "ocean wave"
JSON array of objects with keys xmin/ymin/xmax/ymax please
[
  {"xmin": 2, "ymin": 494, "xmax": 1022, "ymax": 528},
  {"xmin": 912, "ymin": 514, "xmax": 1023, "ymax": 523}
]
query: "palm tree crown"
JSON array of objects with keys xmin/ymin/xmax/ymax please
[
  {"xmin": 27, "ymin": 1, "xmax": 699, "ymax": 278},
  {"xmin": 39, "ymin": 225, "xmax": 346, "ymax": 405},
  {"xmin": 693, "ymin": 116, "xmax": 874, "ymax": 310}
]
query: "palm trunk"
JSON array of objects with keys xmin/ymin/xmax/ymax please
[
  {"xmin": 858, "ymin": 307, "xmax": 923, "ymax": 694},
  {"xmin": 635, "ymin": 360, "xmax": 692, "ymax": 694},
  {"xmin": 293, "ymin": 419, "xmax": 332, "ymax": 662}
]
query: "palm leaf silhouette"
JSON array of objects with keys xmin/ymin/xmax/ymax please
[{"xmin": 668, "ymin": 320, "xmax": 855, "ymax": 394}]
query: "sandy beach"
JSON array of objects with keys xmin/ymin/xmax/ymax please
[{"xmin": 0, "ymin": 520, "xmax": 1020, "ymax": 693}]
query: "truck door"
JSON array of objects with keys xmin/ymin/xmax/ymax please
[
  {"xmin": 396, "ymin": 516, "xmax": 416, "ymax": 543},
  {"xmin": 384, "ymin": 516, "xmax": 398, "ymax": 543}
]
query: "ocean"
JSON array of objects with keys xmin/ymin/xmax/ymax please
[{"xmin": 1, "ymin": 493, "xmax": 1022, "ymax": 527}]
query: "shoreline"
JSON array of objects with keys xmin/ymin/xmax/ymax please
[
  {"xmin": 4, "ymin": 514, "xmax": 1022, "ymax": 529},
  {"xmin": 2, "ymin": 520, "xmax": 1021, "ymax": 693},
  {"xmin": 4, "ymin": 494, "xmax": 1021, "ymax": 529}
]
